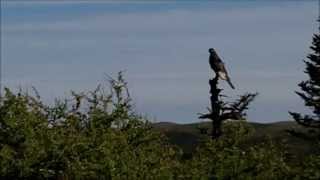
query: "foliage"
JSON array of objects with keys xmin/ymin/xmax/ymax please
[
  {"xmin": 180, "ymin": 122, "xmax": 293, "ymax": 180},
  {"xmin": 0, "ymin": 72, "xmax": 319, "ymax": 179},
  {"xmin": 299, "ymin": 154, "xmax": 320, "ymax": 179},
  {"xmin": 290, "ymin": 32, "xmax": 320, "ymax": 129},
  {"xmin": 0, "ymin": 72, "xmax": 181, "ymax": 179}
]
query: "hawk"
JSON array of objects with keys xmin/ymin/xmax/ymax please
[{"xmin": 209, "ymin": 48, "xmax": 235, "ymax": 89}]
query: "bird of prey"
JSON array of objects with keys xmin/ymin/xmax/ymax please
[{"xmin": 208, "ymin": 48, "xmax": 235, "ymax": 89}]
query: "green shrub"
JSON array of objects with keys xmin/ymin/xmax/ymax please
[
  {"xmin": 181, "ymin": 122, "xmax": 293, "ymax": 180},
  {"xmin": 0, "ymin": 73, "xmax": 181, "ymax": 179}
]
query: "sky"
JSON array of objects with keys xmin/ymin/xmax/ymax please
[{"xmin": 1, "ymin": 0, "xmax": 319, "ymax": 123}]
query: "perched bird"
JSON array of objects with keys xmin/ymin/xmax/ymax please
[{"xmin": 208, "ymin": 48, "xmax": 235, "ymax": 89}]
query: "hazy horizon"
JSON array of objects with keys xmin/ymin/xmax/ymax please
[{"xmin": 1, "ymin": 1, "xmax": 318, "ymax": 123}]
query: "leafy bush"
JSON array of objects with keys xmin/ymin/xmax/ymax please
[
  {"xmin": 1, "ymin": 73, "xmax": 319, "ymax": 179},
  {"xmin": 181, "ymin": 122, "xmax": 293, "ymax": 180},
  {"xmin": 0, "ymin": 72, "xmax": 181, "ymax": 179}
]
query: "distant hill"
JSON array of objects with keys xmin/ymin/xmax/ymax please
[{"xmin": 152, "ymin": 121, "xmax": 320, "ymax": 159}]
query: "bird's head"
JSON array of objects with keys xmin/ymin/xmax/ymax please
[{"xmin": 208, "ymin": 48, "xmax": 215, "ymax": 54}]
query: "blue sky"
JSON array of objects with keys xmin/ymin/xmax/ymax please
[{"xmin": 1, "ymin": 1, "xmax": 318, "ymax": 123}]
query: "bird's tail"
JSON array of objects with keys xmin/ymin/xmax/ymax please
[{"xmin": 227, "ymin": 79, "xmax": 235, "ymax": 89}]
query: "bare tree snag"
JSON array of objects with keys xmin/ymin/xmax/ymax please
[{"xmin": 199, "ymin": 49, "xmax": 257, "ymax": 139}]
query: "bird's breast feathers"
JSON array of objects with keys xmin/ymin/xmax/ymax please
[{"xmin": 218, "ymin": 71, "xmax": 227, "ymax": 80}]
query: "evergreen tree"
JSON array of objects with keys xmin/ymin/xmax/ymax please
[{"xmin": 290, "ymin": 27, "xmax": 320, "ymax": 128}]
